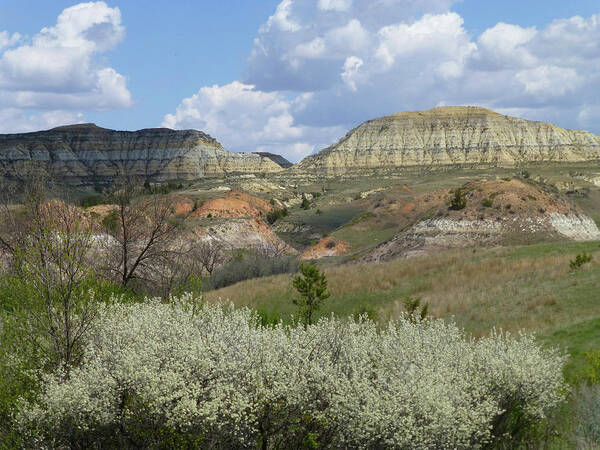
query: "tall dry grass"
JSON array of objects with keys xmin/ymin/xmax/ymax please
[{"xmin": 205, "ymin": 244, "xmax": 600, "ymax": 336}]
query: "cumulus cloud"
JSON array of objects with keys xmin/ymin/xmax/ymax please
[
  {"xmin": 0, "ymin": 108, "xmax": 84, "ymax": 133},
  {"xmin": 162, "ymin": 82, "xmax": 344, "ymax": 160},
  {"xmin": 166, "ymin": 2, "xmax": 600, "ymax": 161},
  {"xmin": 0, "ymin": 1, "xmax": 131, "ymax": 133},
  {"xmin": 0, "ymin": 31, "xmax": 21, "ymax": 51}
]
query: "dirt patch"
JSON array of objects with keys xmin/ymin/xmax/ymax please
[
  {"xmin": 172, "ymin": 196, "xmax": 195, "ymax": 216},
  {"xmin": 191, "ymin": 190, "xmax": 274, "ymax": 220},
  {"xmin": 300, "ymin": 237, "xmax": 350, "ymax": 260},
  {"xmin": 401, "ymin": 202, "xmax": 416, "ymax": 215}
]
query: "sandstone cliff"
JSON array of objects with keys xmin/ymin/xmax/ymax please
[
  {"xmin": 295, "ymin": 106, "xmax": 600, "ymax": 173},
  {"xmin": 0, "ymin": 124, "xmax": 286, "ymax": 185}
]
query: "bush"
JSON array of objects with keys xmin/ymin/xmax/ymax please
[
  {"xmin": 301, "ymin": 195, "xmax": 311, "ymax": 210},
  {"xmin": 570, "ymin": 252, "xmax": 593, "ymax": 270},
  {"xmin": 481, "ymin": 198, "xmax": 493, "ymax": 207},
  {"xmin": 266, "ymin": 207, "xmax": 289, "ymax": 224},
  {"xmin": 205, "ymin": 252, "xmax": 299, "ymax": 290},
  {"xmin": 402, "ymin": 296, "xmax": 429, "ymax": 323},
  {"xmin": 449, "ymin": 188, "xmax": 467, "ymax": 210},
  {"xmin": 352, "ymin": 303, "xmax": 378, "ymax": 322},
  {"xmin": 79, "ymin": 194, "xmax": 108, "ymax": 208},
  {"xmin": 14, "ymin": 300, "xmax": 566, "ymax": 449}
]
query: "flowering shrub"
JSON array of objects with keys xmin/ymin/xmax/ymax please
[{"xmin": 16, "ymin": 296, "xmax": 566, "ymax": 449}]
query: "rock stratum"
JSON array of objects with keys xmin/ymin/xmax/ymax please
[
  {"xmin": 296, "ymin": 106, "xmax": 600, "ymax": 173},
  {"xmin": 366, "ymin": 179, "xmax": 600, "ymax": 261},
  {"xmin": 0, "ymin": 124, "xmax": 286, "ymax": 185}
]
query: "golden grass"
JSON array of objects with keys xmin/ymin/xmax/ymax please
[{"xmin": 205, "ymin": 242, "xmax": 600, "ymax": 337}]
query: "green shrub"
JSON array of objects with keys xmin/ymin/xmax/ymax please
[
  {"xmin": 266, "ymin": 207, "xmax": 289, "ymax": 224},
  {"xmin": 14, "ymin": 300, "xmax": 566, "ymax": 449},
  {"xmin": 402, "ymin": 296, "xmax": 429, "ymax": 323},
  {"xmin": 301, "ymin": 195, "xmax": 311, "ymax": 210},
  {"xmin": 352, "ymin": 303, "xmax": 379, "ymax": 323},
  {"xmin": 570, "ymin": 252, "xmax": 593, "ymax": 270},
  {"xmin": 100, "ymin": 209, "xmax": 119, "ymax": 233},
  {"xmin": 481, "ymin": 198, "xmax": 493, "ymax": 207},
  {"xmin": 578, "ymin": 349, "xmax": 600, "ymax": 385},
  {"xmin": 255, "ymin": 308, "xmax": 281, "ymax": 328},
  {"xmin": 79, "ymin": 194, "xmax": 108, "ymax": 208},
  {"xmin": 449, "ymin": 188, "xmax": 467, "ymax": 210}
]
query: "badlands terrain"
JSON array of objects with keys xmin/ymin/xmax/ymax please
[{"xmin": 2, "ymin": 106, "xmax": 600, "ymax": 446}]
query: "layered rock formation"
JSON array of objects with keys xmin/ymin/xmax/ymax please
[
  {"xmin": 366, "ymin": 179, "xmax": 600, "ymax": 261},
  {"xmin": 0, "ymin": 124, "xmax": 286, "ymax": 185},
  {"xmin": 253, "ymin": 152, "xmax": 293, "ymax": 168},
  {"xmin": 296, "ymin": 106, "xmax": 600, "ymax": 173}
]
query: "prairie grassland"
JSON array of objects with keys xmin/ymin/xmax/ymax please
[{"xmin": 205, "ymin": 240, "xmax": 600, "ymax": 340}]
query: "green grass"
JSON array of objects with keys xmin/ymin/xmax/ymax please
[
  {"xmin": 206, "ymin": 240, "xmax": 600, "ymax": 334},
  {"xmin": 541, "ymin": 317, "xmax": 600, "ymax": 384},
  {"xmin": 331, "ymin": 226, "xmax": 397, "ymax": 248},
  {"xmin": 204, "ymin": 239, "xmax": 600, "ymax": 445}
]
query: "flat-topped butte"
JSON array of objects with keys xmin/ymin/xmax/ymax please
[
  {"xmin": 0, "ymin": 124, "xmax": 289, "ymax": 185},
  {"xmin": 295, "ymin": 106, "xmax": 600, "ymax": 173}
]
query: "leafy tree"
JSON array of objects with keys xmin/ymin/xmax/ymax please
[{"xmin": 292, "ymin": 263, "xmax": 330, "ymax": 326}]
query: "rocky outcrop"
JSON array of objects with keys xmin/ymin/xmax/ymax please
[
  {"xmin": 0, "ymin": 124, "xmax": 285, "ymax": 185},
  {"xmin": 366, "ymin": 179, "xmax": 600, "ymax": 261},
  {"xmin": 295, "ymin": 106, "xmax": 600, "ymax": 173},
  {"xmin": 253, "ymin": 152, "xmax": 293, "ymax": 168}
]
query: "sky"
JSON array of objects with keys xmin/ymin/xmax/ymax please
[{"xmin": 0, "ymin": 1, "xmax": 599, "ymax": 162}]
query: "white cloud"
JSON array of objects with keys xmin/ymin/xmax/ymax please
[
  {"xmin": 245, "ymin": 0, "xmax": 463, "ymax": 92},
  {"xmin": 515, "ymin": 65, "xmax": 582, "ymax": 97},
  {"xmin": 375, "ymin": 13, "xmax": 476, "ymax": 75},
  {"xmin": 341, "ymin": 56, "xmax": 364, "ymax": 91},
  {"xmin": 475, "ymin": 23, "xmax": 537, "ymax": 69},
  {"xmin": 318, "ymin": 0, "xmax": 353, "ymax": 11},
  {"xmin": 260, "ymin": 0, "xmax": 301, "ymax": 33},
  {"xmin": 166, "ymin": 3, "xmax": 600, "ymax": 163},
  {"xmin": 0, "ymin": 108, "xmax": 85, "ymax": 133},
  {"xmin": 162, "ymin": 82, "xmax": 344, "ymax": 161},
  {"xmin": 0, "ymin": 1, "xmax": 131, "ymax": 128},
  {"xmin": 0, "ymin": 31, "xmax": 21, "ymax": 51}
]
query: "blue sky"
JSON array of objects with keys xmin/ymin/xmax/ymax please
[{"xmin": 0, "ymin": 0, "xmax": 599, "ymax": 161}]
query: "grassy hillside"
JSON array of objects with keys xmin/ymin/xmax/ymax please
[{"xmin": 205, "ymin": 240, "xmax": 600, "ymax": 382}]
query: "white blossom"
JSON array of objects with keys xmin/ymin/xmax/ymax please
[{"xmin": 16, "ymin": 296, "xmax": 566, "ymax": 448}]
